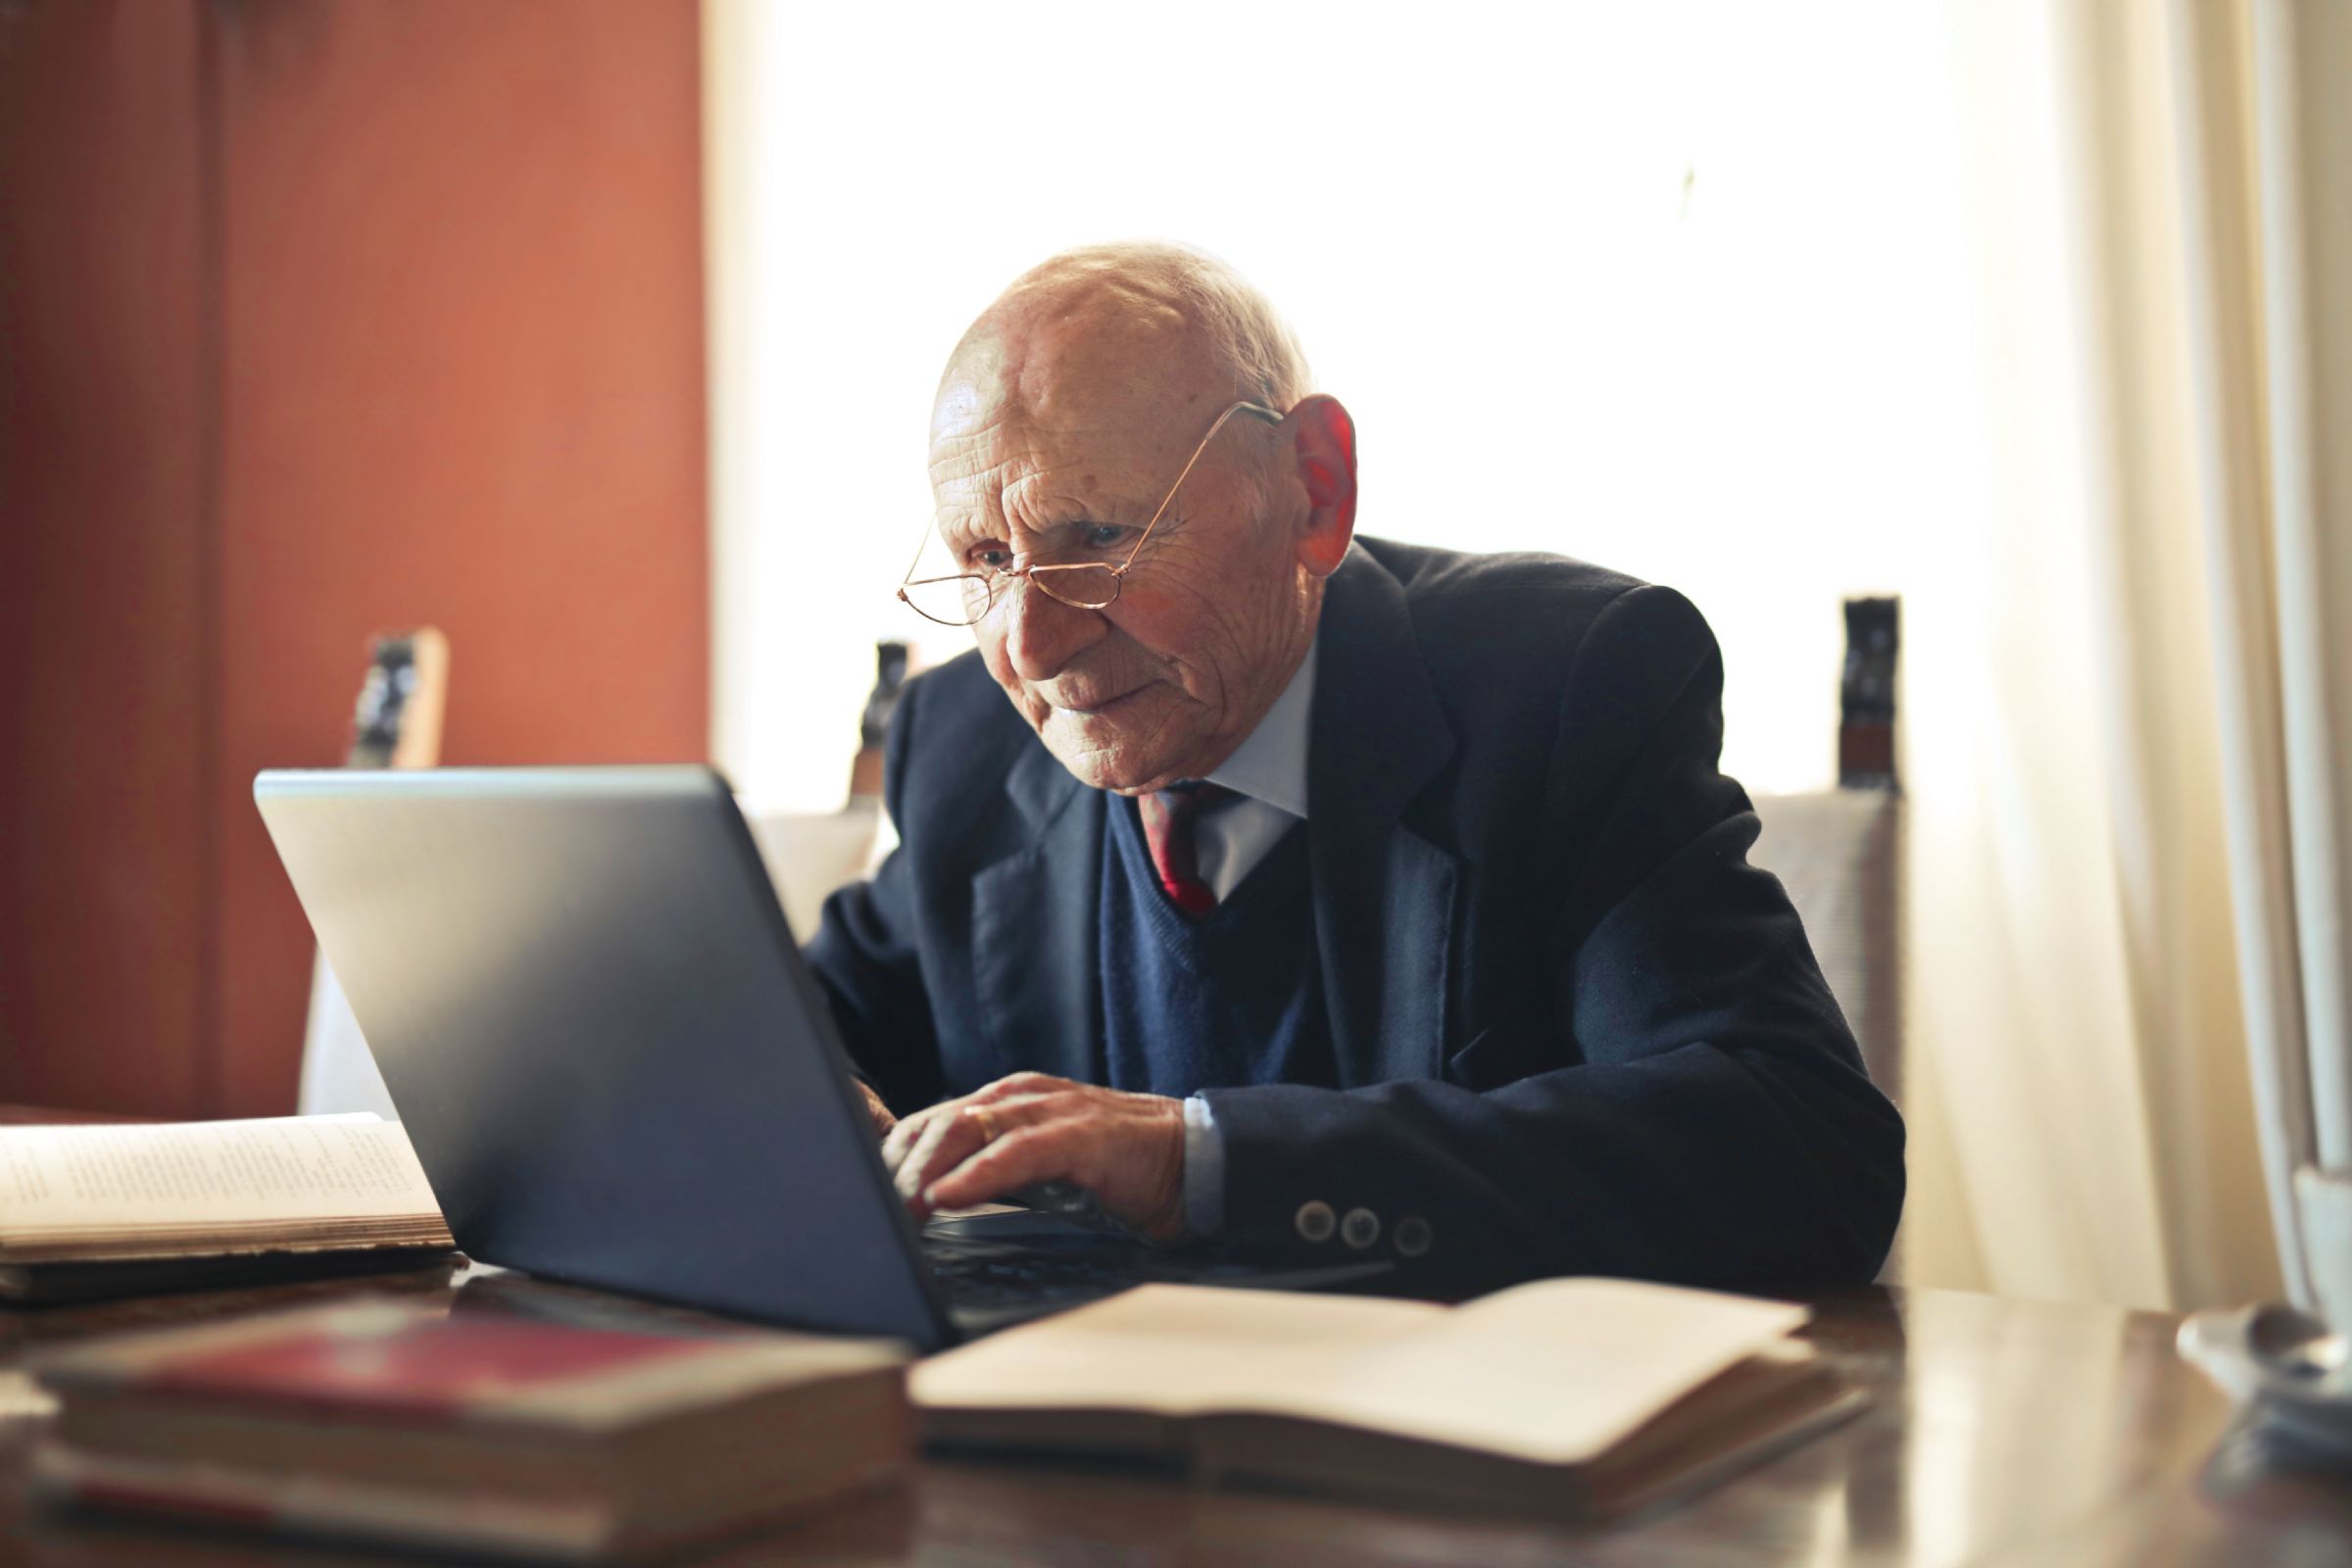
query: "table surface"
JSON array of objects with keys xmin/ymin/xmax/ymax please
[{"xmin": 1, "ymin": 1265, "xmax": 2348, "ymax": 1568}]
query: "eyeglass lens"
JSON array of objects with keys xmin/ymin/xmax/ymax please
[{"xmin": 901, "ymin": 564, "xmax": 1122, "ymax": 626}]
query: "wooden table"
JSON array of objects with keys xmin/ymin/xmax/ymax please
[{"xmin": 2, "ymin": 1268, "xmax": 2348, "ymax": 1567}]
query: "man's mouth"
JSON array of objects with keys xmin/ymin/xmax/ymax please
[{"xmin": 1048, "ymin": 686, "xmax": 1146, "ymax": 719}]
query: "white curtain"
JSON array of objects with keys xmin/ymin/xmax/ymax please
[
  {"xmin": 1906, "ymin": 0, "xmax": 2352, "ymax": 1311},
  {"xmin": 1901, "ymin": 0, "xmax": 2212, "ymax": 1309},
  {"xmin": 2169, "ymin": 0, "xmax": 2352, "ymax": 1309}
]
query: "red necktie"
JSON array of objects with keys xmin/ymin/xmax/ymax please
[{"xmin": 1137, "ymin": 783, "xmax": 1232, "ymax": 916}]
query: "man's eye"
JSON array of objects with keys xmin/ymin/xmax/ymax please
[
  {"xmin": 1082, "ymin": 524, "xmax": 1130, "ymax": 551},
  {"xmin": 969, "ymin": 547, "xmax": 1012, "ymax": 571}
]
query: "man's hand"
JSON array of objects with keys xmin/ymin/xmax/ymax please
[
  {"xmin": 879, "ymin": 1073, "xmax": 1188, "ymax": 1244},
  {"xmin": 854, "ymin": 1080, "xmax": 898, "ymax": 1141}
]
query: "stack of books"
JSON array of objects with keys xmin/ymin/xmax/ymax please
[{"xmin": 31, "ymin": 1298, "xmax": 910, "ymax": 1560}]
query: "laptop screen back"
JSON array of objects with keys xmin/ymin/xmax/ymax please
[{"xmin": 254, "ymin": 765, "xmax": 950, "ymax": 1348}]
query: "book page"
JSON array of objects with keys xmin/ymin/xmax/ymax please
[
  {"xmin": 912, "ymin": 1279, "xmax": 1806, "ymax": 1466},
  {"xmin": 0, "ymin": 1116, "xmax": 447, "ymax": 1253},
  {"xmin": 1242, "ymin": 1279, "xmax": 1810, "ymax": 1464},
  {"xmin": 910, "ymin": 1285, "xmax": 1442, "ymax": 1414}
]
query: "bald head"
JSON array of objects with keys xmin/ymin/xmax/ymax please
[
  {"xmin": 938, "ymin": 243, "xmax": 1311, "ymax": 444},
  {"xmin": 923, "ymin": 243, "xmax": 1355, "ymax": 795}
]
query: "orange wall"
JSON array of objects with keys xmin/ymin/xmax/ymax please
[
  {"xmin": 0, "ymin": 0, "xmax": 709, "ymax": 1117},
  {"xmin": 0, "ymin": 1, "xmax": 212, "ymax": 1117}
]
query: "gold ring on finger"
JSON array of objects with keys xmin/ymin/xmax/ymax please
[{"xmin": 968, "ymin": 1104, "xmax": 999, "ymax": 1146}]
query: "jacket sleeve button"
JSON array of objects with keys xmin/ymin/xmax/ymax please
[
  {"xmin": 1341, "ymin": 1207, "xmax": 1381, "ymax": 1250},
  {"xmin": 1294, "ymin": 1200, "xmax": 1337, "ymax": 1244},
  {"xmin": 1394, "ymin": 1215, "xmax": 1433, "ymax": 1258}
]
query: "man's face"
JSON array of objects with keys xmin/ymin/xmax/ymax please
[{"xmin": 927, "ymin": 364, "xmax": 1312, "ymax": 795}]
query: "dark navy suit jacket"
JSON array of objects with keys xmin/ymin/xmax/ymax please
[{"xmin": 808, "ymin": 537, "xmax": 1906, "ymax": 1297}]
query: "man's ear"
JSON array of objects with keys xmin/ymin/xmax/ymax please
[{"xmin": 1287, "ymin": 395, "xmax": 1356, "ymax": 579}]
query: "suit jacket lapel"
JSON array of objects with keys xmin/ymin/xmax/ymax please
[
  {"xmin": 969, "ymin": 742, "xmax": 1102, "ymax": 1085},
  {"xmin": 966, "ymin": 543, "xmax": 1460, "ymax": 1093},
  {"xmin": 1309, "ymin": 546, "xmax": 1460, "ymax": 1087}
]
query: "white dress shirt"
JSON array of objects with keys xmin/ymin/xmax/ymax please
[
  {"xmin": 1177, "ymin": 643, "xmax": 1315, "ymax": 1238},
  {"xmin": 1195, "ymin": 641, "xmax": 1314, "ymax": 897}
]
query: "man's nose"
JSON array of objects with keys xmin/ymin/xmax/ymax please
[{"xmin": 998, "ymin": 573, "xmax": 1106, "ymax": 682}]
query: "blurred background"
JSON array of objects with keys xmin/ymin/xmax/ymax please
[{"xmin": 5, "ymin": 0, "xmax": 2349, "ymax": 1319}]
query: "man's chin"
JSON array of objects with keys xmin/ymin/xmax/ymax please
[
  {"xmin": 1037, "ymin": 721, "xmax": 1190, "ymax": 796},
  {"xmin": 1045, "ymin": 742, "xmax": 1176, "ymax": 795}
]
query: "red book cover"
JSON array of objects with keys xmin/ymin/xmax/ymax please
[
  {"xmin": 33, "ymin": 1297, "xmax": 907, "ymax": 1433},
  {"xmin": 143, "ymin": 1314, "xmax": 710, "ymax": 1418},
  {"xmin": 29, "ymin": 1297, "xmax": 911, "ymax": 1561}
]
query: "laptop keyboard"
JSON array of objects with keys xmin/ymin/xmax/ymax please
[
  {"xmin": 917, "ymin": 1207, "xmax": 1398, "ymax": 1331},
  {"xmin": 921, "ymin": 1237, "xmax": 1157, "ymax": 1310}
]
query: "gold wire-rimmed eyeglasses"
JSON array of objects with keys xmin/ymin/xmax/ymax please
[{"xmin": 897, "ymin": 399, "xmax": 1286, "ymax": 627}]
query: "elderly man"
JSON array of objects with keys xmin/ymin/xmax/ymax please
[{"xmin": 808, "ymin": 243, "xmax": 1903, "ymax": 1297}]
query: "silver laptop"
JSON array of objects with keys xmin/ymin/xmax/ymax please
[{"xmin": 255, "ymin": 765, "xmax": 1386, "ymax": 1349}]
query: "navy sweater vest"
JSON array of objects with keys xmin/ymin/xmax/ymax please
[{"xmin": 1097, "ymin": 795, "xmax": 1333, "ymax": 1096}]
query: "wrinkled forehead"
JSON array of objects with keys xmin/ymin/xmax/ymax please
[{"xmin": 929, "ymin": 305, "xmax": 1235, "ymax": 519}]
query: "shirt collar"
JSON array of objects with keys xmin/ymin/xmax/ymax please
[{"xmin": 1204, "ymin": 640, "xmax": 1315, "ymax": 819}]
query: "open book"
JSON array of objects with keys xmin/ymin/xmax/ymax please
[
  {"xmin": 0, "ymin": 1114, "xmax": 455, "ymax": 1301},
  {"xmin": 912, "ymin": 1278, "xmax": 1860, "ymax": 1520}
]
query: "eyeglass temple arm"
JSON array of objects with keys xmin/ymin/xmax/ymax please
[
  {"xmin": 898, "ymin": 516, "xmax": 938, "ymax": 593},
  {"xmin": 1123, "ymin": 400, "xmax": 1288, "ymax": 564}
]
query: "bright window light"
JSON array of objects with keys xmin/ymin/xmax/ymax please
[{"xmin": 710, "ymin": 2, "xmax": 1978, "ymax": 809}]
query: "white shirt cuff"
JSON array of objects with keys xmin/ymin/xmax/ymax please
[{"xmin": 1182, "ymin": 1094, "xmax": 1225, "ymax": 1240}]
